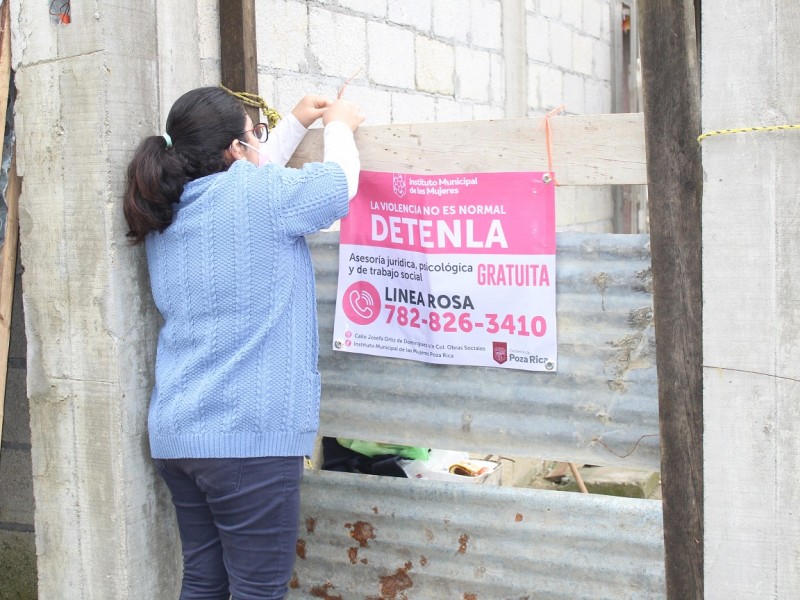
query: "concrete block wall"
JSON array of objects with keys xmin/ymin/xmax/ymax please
[{"xmin": 243, "ymin": 0, "xmax": 619, "ymax": 232}]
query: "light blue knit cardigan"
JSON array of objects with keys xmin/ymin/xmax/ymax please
[{"xmin": 145, "ymin": 159, "xmax": 349, "ymax": 458}]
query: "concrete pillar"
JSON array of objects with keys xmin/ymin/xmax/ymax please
[
  {"xmin": 502, "ymin": 0, "xmax": 527, "ymax": 118},
  {"xmin": 702, "ymin": 0, "xmax": 800, "ymax": 597},
  {"xmin": 11, "ymin": 1, "xmax": 208, "ymax": 596}
]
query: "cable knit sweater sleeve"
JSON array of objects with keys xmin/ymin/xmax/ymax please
[{"xmin": 273, "ymin": 161, "xmax": 351, "ymax": 236}]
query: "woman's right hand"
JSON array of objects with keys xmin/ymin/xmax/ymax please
[{"xmin": 322, "ymin": 99, "xmax": 365, "ymax": 132}]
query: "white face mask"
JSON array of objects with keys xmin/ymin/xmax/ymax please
[{"xmin": 238, "ymin": 140, "xmax": 270, "ymax": 167}]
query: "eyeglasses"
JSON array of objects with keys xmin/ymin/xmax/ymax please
[{"xmin": 239, "ymin": 122, "xmax": 269, "ymax": 143}]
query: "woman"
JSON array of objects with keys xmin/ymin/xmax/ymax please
[{"xmin": 123, "ymin": 86, "xmax": 364, "ymax": 599}]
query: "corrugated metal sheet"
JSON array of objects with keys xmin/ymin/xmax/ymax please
[
  {"xmin": 310, "ymin": 232, "xmax": 659, "ymax": 471},
  {"xmin": 290, "ymin": 470, "xmax": 665, "ymax": 599}
]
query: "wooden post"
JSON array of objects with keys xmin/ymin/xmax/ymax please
[
  {"xmin": 636, "ymin": 2, "xmax": 703, "ymax": 599},
  {"xmin": 219, "ymin": 0, "xmax": 259, "ymax": 124},
  {"xmin": 0, "ymin": 0, "xmax": 15, "ymax": 450}
]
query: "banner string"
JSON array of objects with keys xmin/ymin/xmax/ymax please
[
  {"xmin": 544, "ymin": 105, "xmax": 565, "ymax": 185},
  {"xmin": 697, "ymin": 123, "xmax": 800, "ymax": 143},
  {"xmin": 219, "ymin": 85, "xmax": 282, "ymax": 129}
]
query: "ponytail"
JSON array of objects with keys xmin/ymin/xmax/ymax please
[{"xmin": 123, "ymin": 135, "xmax": 189, "ymax": 243}]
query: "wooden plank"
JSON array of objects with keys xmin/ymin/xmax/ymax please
[
  {"xmin": 289, "ymin": 112, "xmax": 647, "ymax": 186},
  {"xmin": 218, "ymin": 0, "xmax": 258, "ymax": 124},
  {"xmin": 0, "ymin": 153, "xmax": 19, "ymax": 447},
  {"xmin": 0, "ymin": 0, "xmax": 14, "ymax": 449},
  {"xmin": 637, "ymin": 1, "xmax": 704, "ymax": 599}
]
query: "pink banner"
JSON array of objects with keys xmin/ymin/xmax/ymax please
[
  {"xmin": 333, "ymin": 171, "xmax": 558, "ymax": 372},
  {"xmin": 340, "ymin": 172, "xmax": 555, "ymax": 255}
]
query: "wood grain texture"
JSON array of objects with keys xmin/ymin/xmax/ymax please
[
  {"xmin": 0, "ymin": 0, "xmax": 14, "ymax": 449},
  {"xmin": 289, "ymin": 113, "xmax": 647, "ymax": 186},
  {"xmin": 638, "ymin": 1, "xmax": 704, "ymax": 598},
  {"xmin": 219, "ymin": 0, "xmax": 258, "ymax": 124}
]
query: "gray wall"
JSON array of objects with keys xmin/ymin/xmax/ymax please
[
  {"xmin": 10, "ymin": 0, "xmax": 198, "ymax": 596},
  {"xmin": 702, "ymin": 0, "xmax": 800, "ymax": 597}
]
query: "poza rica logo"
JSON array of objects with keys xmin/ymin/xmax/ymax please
[{"xmin": 492, "ymin": 341, "xmax": 508, "ymax": 364}]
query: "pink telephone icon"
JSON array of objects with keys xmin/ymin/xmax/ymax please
[
  {"xmin": 342, "ymin": 281, "xmax": 381, "ymax": 325},
  {"xmin": 349, "ymin": 289, "xmax": 374, "ymax": 320}
]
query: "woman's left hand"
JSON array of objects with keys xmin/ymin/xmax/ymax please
[{"xmin": 292, "ymin": 95, "xmax": 333, "ymax": 128}]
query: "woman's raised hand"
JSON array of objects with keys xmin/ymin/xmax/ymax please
[
  {"xmin": 322, "ymin": 99, "xmax": 365, "ymax": 132},
  {"xmin": 291, "ymin": 95, "xmax": 333, "ymax": 128}
]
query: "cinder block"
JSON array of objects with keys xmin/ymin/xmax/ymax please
[
  {"xmin": 593, "ymin": 39, "xmax": 612, "ymax": 81},
  {"xmin": 435, "ymin": 97, "xmax": 474, "ymax": 122},
  {"xmin": 538, "ymin": 66, "xmax": 564, "ymax": 110},
  {"xmin": 563, "ymin": 73, "xmax": 586, "ymax": 114},
  {"xmin": 526, "ymin": 16, "xmax": 550, "ymax": 63},
  {"xmin": 262, "ymin": 75, "xmax": 319, "ymax": 119},
  {"xmin": 573, "ymin": 33, "xmax": 594, "ymax": 76},
  {"xmin": 416, "ymin": 36, "xmax": 455, "ymax": 95},
  {"xmin": 470, "ymin": 0, "xmax": 502, "ymax": 50},
  {"xmin": 369, "ymin": 22, "xmax": 415, "ymax": 88},
  {"xmin": 549, "ymin": 22, "xmax": 573, "ymax": 71},
  {"xmin": 339, "ymin": 0, "xmax": 388, "ymax": 18},
  {"xmin": 539, "ymin": 0, "xmax": 560, "ymax": 19},
  {"xmin": 561, "ymin": 0, "xmax": 584, "ymax": 29},
  {"xmin": 259, "ymin": 0, "xmax": 309, "ymax": 72},
  {"xmin": 474, "ymin": 104, "xmax": 505, "ymax": 120},
  {"xmin": 455, "ymin": 46, "xmax": 491, "ymax": 102},
  {"xmin": 392, "ymin": 92, "xmax": 436, "ymax": 125},
  {"xmin": 309, "ymin": 8, "xmax": 366, "ymax": 79},
  {"xmin": 585, "ymin": 78, "xmax": 611, "ymax": 113},
  {"xmin": 600, "ymin": 2, "xmax": 611, "ymax": 38},
  {"xmin": 433, "ymin": 0, "xmax": 469, "ymax": 42},
  {"xmin": 583, "ymin": 0, "xmax": 604, "ymax": 39},
  {"xmin": 388, "ymin": 0, "xmax": 432, "ymax": 32},
  {"xmin": 339, "ymin": 85, "xmax": 393, "ymax": 125}
]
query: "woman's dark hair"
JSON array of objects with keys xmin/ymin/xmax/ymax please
[{"xmin": 123, "ymin": 86, "xmax": 247, "ymax": 243}]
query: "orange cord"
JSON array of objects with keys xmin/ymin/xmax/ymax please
[
  {"xmin": 544, "ymin": 105, "xmax": 565, "ymax": 185},
  {"xmin": 338, "ymin": 67, "xmax": 363, "ymax": 99}
]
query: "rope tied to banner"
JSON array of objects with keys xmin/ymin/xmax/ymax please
[
  {"xmin": 543, "ymin": 105, "xmax": 565, "ymax": 185},
  {"xmin": 697, "ymin": 123, "xmax": 800, "ymax": 143},
  {"xmin": 219, "ymin": 84, "xmax": 282, "ymax": 129}
]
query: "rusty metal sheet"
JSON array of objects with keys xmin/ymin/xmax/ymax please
[
  {"xmin": 289, "ymin": 470, "xmax": 665, "ymax": 599},
  {"xmin": 310, "ymin": 232, "xmax": 659, "ymax": 471}
]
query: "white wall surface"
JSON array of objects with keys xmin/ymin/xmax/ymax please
[
  {"xmin": 702, "ymin": 1, "xmax": 800, "ymax": 597},
  {"xmin": 245, "ymin": 0, "xmax": 619, "ymax": 232}
]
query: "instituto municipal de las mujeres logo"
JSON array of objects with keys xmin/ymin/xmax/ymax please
[{"xmin": 392, "ymin": 173, "xmax": 407, "ymax": 198}]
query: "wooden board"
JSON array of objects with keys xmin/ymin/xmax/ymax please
[
  {"xmin": 288, "ymin": 112, "xmax": 647, "ymax": 186},
  {"xmin": 0, "ymin": 0, "xmax": 15, "ymax": 448}
]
